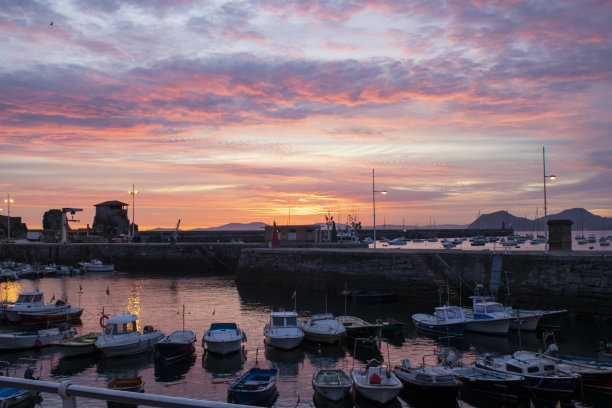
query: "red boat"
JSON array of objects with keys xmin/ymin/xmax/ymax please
[{"xmin": 19, "ymin": 308, "xmax": 84, "ymax": 325}]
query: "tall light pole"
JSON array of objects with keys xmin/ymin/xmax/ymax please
[
  {"xmin": 372, "ymin": 168, "xmax": 387, "ymax": 248},
  {"xmin": 129, "ymin": 184, "xmax": 138, "ymax": 238},
  {"xmin": 543, "ymin": 147, "xmax": 556, "ymax": 250},
  {"xmin": 4, "ymin": 194, "xmax": 13, "ymax": 241}
]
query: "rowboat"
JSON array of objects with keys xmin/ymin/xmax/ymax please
[
  {"xmin": 19, "ymin": 307, "xmax": 84, "ymax": 325},
  {"xmin": 52, "ymin": 332, "xmax": 99, "ymax": 358},
  {"xmin": 227, "ymin": 366, "xmax": 279, "ymax": 405},
  {"xmin": 312, "ymin": 368, "xmax": 352, "ymax": 402},
  {"xmin": 351, "ymin": 360, "xmax": 402, "ymax": 403}
]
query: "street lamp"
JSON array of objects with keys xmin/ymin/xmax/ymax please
[
  {"xmin": 129, "ymin": 184, "xmax": 138, "ymax": 238},
  {"xmin": 543, "ymin": 147, "xmax": 556, "ymax": 250},
  {"xmin": 372, "ymin": 168, "xmax": 387, "ymax": 249},
  {"xmin": 4, "ymin": 194, "xmax": 14, "ymax": 241}
]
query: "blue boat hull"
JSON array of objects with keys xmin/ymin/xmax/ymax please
[
  {"xmin": 412, "ymin": 319, "xmax": 465, "ymax": 336},
  {"xmin": 228, "ymin": 367, "xmax": 279, "ymax": 406}
]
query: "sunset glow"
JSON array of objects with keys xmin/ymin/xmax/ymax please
[{"xmin": 1, "ymin": 1, "xmax": 610, "ymax": 230}]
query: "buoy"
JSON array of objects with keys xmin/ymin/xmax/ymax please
[{"xmin": 99, "ymin": 314, "xmax": 109, "ymax": 328}]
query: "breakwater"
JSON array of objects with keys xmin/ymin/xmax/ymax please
[
  {"xmin": 1, "ymin": 243, "xmax": 611, "ymax": 322},
  {"xmin": 235, "ymin": 248, "xmax": 612, "ymax": 323}
]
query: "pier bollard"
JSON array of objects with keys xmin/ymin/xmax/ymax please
[{"xmin": 58, "ymin": 380, "xmax": 77, "ymax": 408}]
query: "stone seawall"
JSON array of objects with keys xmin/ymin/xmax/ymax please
[
  {"xmin": 235, "ymin": 248, "xmax": 612, "ymax": 322},
  {"xmin": 0, "ymin": 243, "xmax": 260, "ymax": 274}
]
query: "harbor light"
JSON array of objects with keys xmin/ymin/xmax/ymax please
[
  {"xmin": 543, "ymin": 147, "xmax": 557, "ymax": 251},
  {"xmin": 372, "ymin": 169, "xmax": 388, "ymax": 249},
  {"xmin": 129, "ymin": 184, "xmax": 138, "ymax": 239}
]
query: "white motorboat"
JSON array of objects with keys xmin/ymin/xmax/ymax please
[
  {"xmin": 506, "ymin": 308, "xmax": 545, "ymax": 331},
  {"xmin": 300, "ymin": 313, "xmax": 346, "ymax": 344},
  {"xmin": 2, "ymin": 291, "xmax": 71, "ymax": 323},
  {"xmin": 312, "ymin": 368, "xmax": 352, "ymax": 401},
  {"xmin": 351, "ymin": 360, "xmax": 403, "ymax": 403},
  {"xmin": 52, "ymin": 332, "xmax": 99, "ymax": 357},
  {"xmin": 95, "ymin": 313, "xmax": 164, "ymax": 358},
  {"xmin": 335, "ymin": 315, "xmax": 381, "ymax": 339},
  {"xmin": 79, "ymin": 259, "xmax": 114, "ymax": 272},
  {"xmin": 264, "ymin": 311, "xmax": 304, "ymax": 350},
  {"xmin": 387, "ymin": 237, "xmax": 406, "ymax": 245},
  {"xmin": 463, "ymin": 290, "xmax": 515, "ymax": 335},
  {"xmin": 393, "ymin": 358, "xmax": 458, "ymax": 397},
  {"xmin": 411, "ymin": 305, "xmax": 470, "ymax": 336},
  {"xmin": 202, "ymin": 322, "xmax": 246, "ymax": 355},
  {"xmin": 0, "ymin": 324, "xmax": 76, "ymax": 350}
]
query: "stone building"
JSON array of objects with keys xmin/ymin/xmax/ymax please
[
  {"xmin": 92, "ymin": 200, "xmax": 135, "ymax": 238},
  {"xmin": 264, "ymin": 224, "xmax": 321, "ymax": 244}
]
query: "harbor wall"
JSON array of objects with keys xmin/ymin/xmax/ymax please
[{"xmin": 235, "ymin": 248, "xmax": 612, "ymax": 323}]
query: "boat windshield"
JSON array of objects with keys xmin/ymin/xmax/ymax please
[
  {"xmin": 272, "ymin": 317, "xmax": 286, "ymax": 327},
  {"xmin": 105, "ymin": 321, "xmax": 137, "ymax": 335},
  {"xmin": 446, "ymin": 309, "xmax": 462, "ymax": 319},
  {"xmin": 487, "ymin": 304, "xmax": 505, "ymax": 313},
  {"xmin": 17, "ymin": 295, "xmax": 34, "ymax": 303},
  {"xmin": 285, "ymin": 316, "xmax": 298, "ymax": 326}
]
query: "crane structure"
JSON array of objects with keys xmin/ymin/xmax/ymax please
[{"xmin": 61, "ymin": 208, "xmax": 83, "ymax": 244}]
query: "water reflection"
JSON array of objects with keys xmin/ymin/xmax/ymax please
[
  {"xmin": 51, "ymin": 353, "xmax": 98, "ymax": 378},
  {"xmin": 202, "ymin": 349, "xmax": 246, "ymax": 376},
  {"xmin": 154, "ymin": 354, "xmax": 196, "ymax": 382},
  {"xmin": 303, "ymin": 342, "xmax": 347, "ymax": 367},
  {"xmin": 97, "ymin": 352, "xmax": 154, "ymax": 379},
  {"xmin": 312, "ymin": 392, "xmax": 353, "ymax": 408},
  {"xmin": 265, "ymin": 345, "xmax": 304, "ymax": 376}
]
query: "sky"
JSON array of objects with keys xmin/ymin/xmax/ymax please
[{"xmin": 1, "ymin": 0, "xmax": 611, "ymax": 230}]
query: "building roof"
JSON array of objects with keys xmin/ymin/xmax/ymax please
[{"xmin": 94, "ymin": 200, "xmax": 128, "ymax": 207}]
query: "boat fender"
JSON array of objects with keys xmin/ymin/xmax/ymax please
[
  {"xmin": 100, "ymin": 314, "xmax": 109, "ymax": 329},
  {"xmin": 369, "ymin": 373, "xmax": 381, "ymax": 384},
  {"xmin": 34, "ymin": 339, "xmax": 42, "ymax": 349},
  {"xmin": 189, "ymin": 344, "xmax": 196, "ymax": 353},
  {"xmin": 242, "ymin": 332, "xmax": 247, "ymax": 342}
]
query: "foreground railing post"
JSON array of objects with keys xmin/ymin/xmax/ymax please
[{"xmin": 59, "ymin": 380, "xmax": 77, "ymax": 408}]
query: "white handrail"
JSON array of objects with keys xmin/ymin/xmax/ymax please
[{"xmin": 0, "ymin": 377, "xmax": 252, "ymax": 408}]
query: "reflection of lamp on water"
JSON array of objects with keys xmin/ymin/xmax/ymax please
[
  {"xmin": 4, "ymin": 194, "xmax": 14, "ymax": 241},
  {"xmin": 543, "ymin": 147, "xmax": 556, "ymax": 251},
  {"xmin": 372, "ymin": 169, "xmax": 388, "ymax": 249}
]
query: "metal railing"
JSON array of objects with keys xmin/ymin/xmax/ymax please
[{"xmin": 0, "ymin": 376, "xmax": 252, "ymax": 408}]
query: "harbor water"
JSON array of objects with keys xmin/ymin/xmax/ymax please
[{"xmin": 1, "ymin": 272, "xmax": 611, "ymax": 408}]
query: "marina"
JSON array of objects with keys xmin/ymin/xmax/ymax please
[{"xmin": 0, "ymin": 272, "xmax": 610, "ymax": 407}]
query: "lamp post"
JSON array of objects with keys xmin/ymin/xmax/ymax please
[
  {"xmin": 372, "ymin": 168, "xmax": 387, "ymax": 248},
  {"xmin": 542, "ymin": 147, "xmax": 556, "ymax": 250},
  {"xmin": 4, "ymin": 194, "xmax": 13, "ymax": 241},
  {"xmin": 129, "ymin": 184, "xmax": 138, "ymax": 238}
]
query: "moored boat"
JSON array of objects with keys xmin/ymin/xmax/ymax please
[
  {"xmin": 312, "ymin": 368, "xmax": 352, "ymax": 402},
  {"xmin": 393, "ymin": 358, "xmax": 458, "ymax": 397},
  {"xmin": 264, "ymin": 311, "xmax": 304, "ymax": 350},
  {"xmin": 95, "ymin": 313, "xmax": 164, "ymax": 358},
  {"xmin": 227, "ymin": 366, "xmax": 279, "ymax": 405},
  {"xmin": 451, "ymin": 365, "xmax": 526, "ymax": 400},
  {"xmin": 475, "ymin": 351, "xmax": 580, "ymax": 398},
  {"xmin": 203, "ymin": 322, "xmax": 246, "ymax": 356},
  {"xmin": 2, "ymin": 291, "xmax": 71, "ymax": 323},
  {"xmin": 0, "ymin": 359, "xmax": 41, "ymax": 407},
  {"xmin": 155, "ymin": 330, "xmax": 196, "ymax": 362},
  {"xmin": 335, "ymin": 315, "xmax": 381, "ymax": 339},
  {"xmin": 463, "ymin": 294, "xmax": 514, "ymax": 335},
  {"xmin": 51, "ymin": 332, "xmax": 99, "ymax": 358},
  {"xmin": 351, "ymin": 359, "xmax": 403, "ymax": 403},
  {"xmin": 0, "ymin": 324, "xmax": 76, "ymax": 350},
  {"xmin": 300, "ymin": 313, "xmax": 346, "ymax": 344},
  {"xmin": 411, "ymin": 305, "xmax": 470, "ymax": 336},
  {"xmin": 79, "ymin": 259, "xmax": 114, "ymax": 272},
  {"xmin": 19, "ymin": 307, "xmax": 84, "ymax": 325}
]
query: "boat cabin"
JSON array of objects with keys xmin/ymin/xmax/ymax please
[
  {"xmin": 104, "ymin": 313, "xmax": 138, "ymax": 335},
  {"xmin": 270, "ymin": 311, "xmax": 299, "ymax": 328},
  {"xmin": 14, "ymin": 291, "xmax": 44, "ymax": 306},
  {"xmin": 487, "ymin": 353, "xmax": 557, "ymax": 376},
  {"xmin": 434, "ymin": 306, "xmax": 466, "ymax": 323},
  {"xmin": 209, "ymin": 322, "xmax": 239, "ymax": 332}
]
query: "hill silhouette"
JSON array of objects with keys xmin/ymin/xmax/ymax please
[{"xmin": 468, "ymin": 208, "xmax": 612, "ymax": 231}]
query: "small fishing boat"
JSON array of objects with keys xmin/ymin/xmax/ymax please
[
  {"xmin": 2, "ymin": 291, "xmax": 71, "ymax": 323},
  {"xmin": 451, "ymin": 365, "xmax": 526, "ymax": 400},
  {"xmin": 476, "ymin": 351, "xmax": 580, "ymax": 398},
  {"xmin": 19, "ymin": 307, "xmax": 84, "ymax": 325},
  {"xmin": 264, "ymin": 311, "xmax": 304, "ymax": 350},
  {"xmin": 351, "ymin": 359, "xmax": 403, "ymax": 404},
  {"xmin": 0, "ymin": 359, "xmax": 40, "ymax": 408},
  {"xmin": 79, "ymin": 259, "xmax": 114, "ymax": 272},
  {"xmin": 312, "ymin": 368, "xmax": 352, "ymax": 402},
  {"xmin": 227, "ymin": 366, "xmax": 279, "ymax": 405},
  {"xmin": 51, "ymin": 332, "xmax": 99, "ymax": 358},
  {"xmin": 411, "ymin": 305, "xmax": 470, "ymax": 336},
  {"xmin": 107, "ymin": 376, "xmax": 144, "ymax": 392},
  {"xmin": 300, "ymin": 313, "xmax": 346, "ymax": 344},
  {"xmin": 335, "ymin": 315, "xmax": 381, "ymax": 339},
  {"xmin": 375, "ymin": 318, "xmax": 405, "ymax": 337},
  {"xmin": 463, "ymin": 293, "xmax": 515, "ymax": 335},
  {"xmin": 203, "ymin": 322, "xmax": 246, "ymax": 356},
  {"xmin": 95, "ymin": 313, "xmax": 164, "ymax": 358},
  {"xmin": 155, "ymin": 330, "xmax": 196, "ymax": 362},
  {"xmin": 393, "ymin": 358, "xmax": 458, "ymax": 397},
  {"xmin": 0, "ymin": 324, "xmax": 76, "ymax": 350}
]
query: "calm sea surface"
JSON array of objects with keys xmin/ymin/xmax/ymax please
[{"xmin": 1, "ymin": 271, "xmax": 611, "ymax": 408}]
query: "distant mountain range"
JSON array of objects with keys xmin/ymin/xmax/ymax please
[
  {"xmin": 467, "ymin": 208, "xmax": 612, "ymax": 231},
  {"xmin": 145, "ymin": 208, "xmax": 611, "ymax": 232}
]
